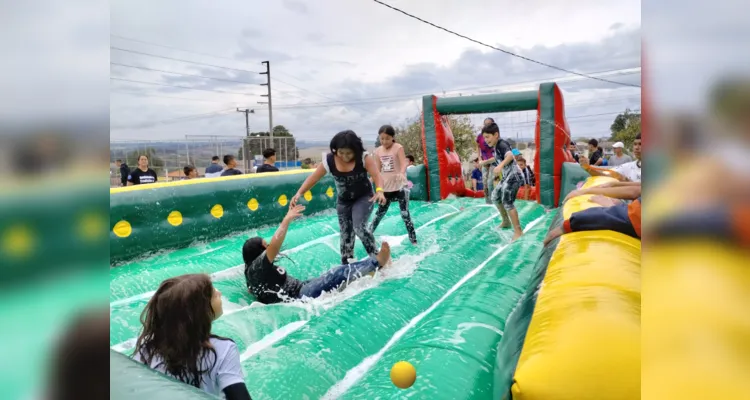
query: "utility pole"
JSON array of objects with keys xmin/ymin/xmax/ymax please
[
  {"xmin": 258, "ymin": 61, "xmax": 273, "ymax": 139},
  {"xmin": 236, "ymin": 108, "xmax": 254, "ymax": 136}
]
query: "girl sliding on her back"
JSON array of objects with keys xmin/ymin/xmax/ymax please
[
  {"xmin": 132, "ymin": 274, "xmax": 252, "ymax": 400},
  {"xmin": 369, "ymin": 125, "xmax": 417, "ymax": 244},
  {"xmin": 290, "ymin": 130, "xmax": 387, "ymax": 265}
]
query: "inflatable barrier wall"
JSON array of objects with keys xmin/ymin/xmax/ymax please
[
  {"xmin": 496, "ymin": 174, "xmax": 641, "ymax": 400},
  {"xmin": 110, "ymin": 166, "xmax": 429, "ymax": 264}
]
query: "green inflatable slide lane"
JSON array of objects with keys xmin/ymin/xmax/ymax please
[{"xmin": 110, "ymin": 196, "xmax": 554, "ymax": 399}]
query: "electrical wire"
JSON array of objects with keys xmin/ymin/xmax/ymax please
[
  {"xmin": 111, "ymin": 46, "xmax": 261, "ymax": 74},
  {"xmin": 370, "ymin": 0, "xmax": 641, "ymax": 88},
  {"xmin": 110, "ymin": 77, "xmax": 259, "ymax": 96},
  {"xmin": 111, "ymin": 62, "xmax": 259, "ymax": 85}
]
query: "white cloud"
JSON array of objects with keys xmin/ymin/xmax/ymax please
[{"xmin": 109, "ymin": 0, "xmax": 642, "ymax": 142}]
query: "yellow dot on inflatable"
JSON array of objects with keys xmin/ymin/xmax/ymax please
[
  {"xmin": 167, "ymin": 210, "xmax": 183, "ymax": 226},
  {"xmin": 210, "ymin": 204, "xmax": 224, "ymax": 219},
  {"xmin": 326, "ymin": 187, "xmax": 334, "ymax": 198},
  {"xmin": 278, "ymin": 194, "xmax": 288, "ymax": 206},
  {"xmin": 77, "ymin": 212, "xmax": 105, "ymax": 241},
  {"xmin": 247, "ymin": 198, "xmax": 259, "ymax": 211},
  {"xmin": 390, "ymin": 361, "xmax": 416, "ymax": 389},
  {"xmin": 113, "ymin": 220, "xmax": 132, "ymax": 238},
  {"xmin": 304, "ymin": 190, "xmax": 312, "ymax": 201},
  {"xmin": 1, "ymin": 224, "xmax": 34, "ymax": 258}
]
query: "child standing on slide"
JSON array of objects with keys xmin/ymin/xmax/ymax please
[
  {"xmin": 482, "ymin": 122, "xmax": 525, "ymax": 241},
  {"xmin": 369, "ymin": 125, "xmax": 418, "ymax": 244},
  {"xmin": 290, "ymin": 130, "xmax": 387, "ymax": 264}
]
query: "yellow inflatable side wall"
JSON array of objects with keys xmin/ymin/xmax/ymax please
[{"xmin": 511, "ymin": 176, "xmax": 641, "ymax": 400}]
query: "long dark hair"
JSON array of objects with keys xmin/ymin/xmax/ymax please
[
  {"xmin": 132, "ymin": 274, "xmax": 224, "ymax": 388},
  {"xmin": 330, "ymin": 130, "xmax": 365, "ymax": 161}
]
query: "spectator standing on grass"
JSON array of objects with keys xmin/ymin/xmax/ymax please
[
  {"xmin": 116, "ymin": 159, "xmax": 129, "ymax": 187},
  {"xmin": 183, "ymin": 165, "xmax": 198, "ymax": 180},
  {"xmin": 471, "ymin": 158, "xmax": 483, "ymax": 192},
  {"xmin": 598, "ymin": 146, "xmax": 609, "ymax": 166},
  {"xmin": 220, "ymin": 155, "xmax": 243, "ymax": 176},
  {"xmin": 205, "ymin": 156, "xmax": 223, "ymax": 178},
  {"xmin": 581, "ymin": 133, "xmax": 642, "ymax": 182},
  {"xmin": 256, "ymin": 148, "xmax": 279, "ymax": 173},
  {"xmin": 405, "ymin": 155, "xmax": 415, "ymax": 169},
  {"xmin": 609, "ymin": 142, "xmax": 633, "ymax": 167},
  {"xmin": 127, "ymin": 155, "xmax": 158, "ymax": 186},
  {"xmin": 569, "ymin": 141, "xmax": 580, "ymax": 163},
  {"xmin": 588, "ymin": 139, "xmax": 603, "ymax": 166}
]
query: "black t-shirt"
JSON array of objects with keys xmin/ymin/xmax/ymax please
[
  {"xmin": 589, "ymin": 150, "xmax": 602, "ymax": 165},
  {"xmin": 220, "ymin": 168, "xmax": 243, "ymax": 176},
  {"xmin": 128, "ymin": 168, "xmax": 158, "ymax": 185},
  {"xmin": 492, "ymin": 139, "xmax": 522, "ymax": 183},
  {"xmin": 256, "ymin": 164, "xmax": 279, "ymax": 173},
  {"xmin": 325, "ymin": 153, "xmax": 373, "ymax": 202},
  {"xmin": 244, "ymin": 251, "xmax": 302, "ymax": 304}
]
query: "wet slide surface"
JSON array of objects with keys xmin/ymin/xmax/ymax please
[{"xmin": 110, "ymin": 198, "xmax": 554, "ymax": 399}]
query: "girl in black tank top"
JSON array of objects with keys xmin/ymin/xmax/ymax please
[{"xmin": 291, "ymin": 130, "xmax": 387, "ymax": 264}]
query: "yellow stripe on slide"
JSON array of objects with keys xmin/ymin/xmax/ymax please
[{"xmin": 511, "ymin": 176, "xmax": 640, "ymax": 400}]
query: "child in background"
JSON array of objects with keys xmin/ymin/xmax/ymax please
[
  {"xmin": 471, "ymin": 158, "xmax": 484, "ymax": 192},
  {"xmin": 482, "ymin": 122, "xmax": 525, "ymax": 241},
  {"xmin": 220, "ymin": 155, "xmax": 243, "ymax": 176},
  {"xmin": 369, "ymin": 125, "xmax": 417, "ymax": 245},
  {"xmin": 132, "ymin": 274, "xmax": 252, "ymax": 400},
  {"xmin": 290, "ymin": 130, "xmax": 386, "ymax": 264},
  {"xmin": 183, "ymin": 165, "xmax": 198, "ymax": 180}
]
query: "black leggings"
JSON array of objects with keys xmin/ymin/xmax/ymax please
[
  {"xmin": 369, "ymin": 190, "xmax": 417, "ymax": 244},
  {"xmin": 337, "ymin": 195, "xmax": 378, "ymax": 264}
]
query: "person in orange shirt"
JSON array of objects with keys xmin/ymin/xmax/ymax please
[{"xmin": 543, "ymin": 182, "xmax": 641, "ymax": 245}]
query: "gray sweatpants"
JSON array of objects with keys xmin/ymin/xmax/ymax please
[{"xmin": 337, "ymin": 195, "xmax": 378, "ymax": 265}]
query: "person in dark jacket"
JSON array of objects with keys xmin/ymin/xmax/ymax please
[{"xmin": 116, "ymin": 159, "xmax": 129, "ymax": 187}]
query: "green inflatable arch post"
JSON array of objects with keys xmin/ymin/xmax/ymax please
[{"xmin": 420, "ymin": 82, "xmax": 569, "ymax": 207}]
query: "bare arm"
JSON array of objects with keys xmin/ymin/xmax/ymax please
[
  {"xmin": 580, "ymin": 157, "xmax": 628, "ymax": 181},
  {"xmin": 266, "ymin": 205, "xmax": 304, "ymax": 262},
  {"xmin": 481, "ymin": 157, "xmax": 496, "ymax": 166},
  {"xmin": 564, "ymin": 184, "xmax": 641, "ymax": 204},
  {"xmin": 397, "ymin": 146, "xmax": 408, "ymax": 174},
  {"xmin": 472, "ymin": 178, "xmax": 478, "ymax": 191},
  {"xmin": 365, "ymin": 154, "xmax": 384, "ymax": 190},
  {"xmin": 295, "ymin": 164, "xmax": 327, "ymax": 196}
]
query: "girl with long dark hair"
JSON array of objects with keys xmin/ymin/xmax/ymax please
[
  {"xmin": 290, "ymin": 130, "xmax": 386, "ymax": 264},
  {"xmin": 132, "ymin": 274, "xmax": 252, "ymax": 400},
  {"xmin": 369, "ymin": 125, "xmax": 417, "ymax": 244}
]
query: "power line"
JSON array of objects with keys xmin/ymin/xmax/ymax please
[
  {"xmin": 111, "ymin": 109, "xmax": 235, "ymax": 130},
  {"xmin": 272, "ymin": 68, "xmax": 641, "ymax": 109},
  {"xmin": 111, "ymin": 62, "xmax": 259, "ymax": 86},
  {"xmin": 110, "ymin": 77, "xmax": 259, "ymax": 96},
  {"xmin": 110, "ymin": 46, "xmax": 260, "ymax": 74},
  {"xmin": 370, "ymin": 0, "xmax": 641, "ymax": 88},
  {"xmin": 111, "ymin": 34, "xmax": 241, "ymax": 62},
  {"xmin": 110, "ymin": 90, "xmax": 240, "ymax": 104}
]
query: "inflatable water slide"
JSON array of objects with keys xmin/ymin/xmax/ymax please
[{"xmin": 110, "ymin": 82, "xmax": 640, "ymax": 400}]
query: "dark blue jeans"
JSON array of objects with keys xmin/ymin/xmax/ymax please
[{"xmin": 297, "ymin": 256, "xmax": 380, "ymax": 298}]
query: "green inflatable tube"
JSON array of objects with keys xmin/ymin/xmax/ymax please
[
  {"xmin": 238, "ymin": 201, "xmax": 542, "ymax": 399},
  {"xmin": 340, "ymin": 211, "xmax": 553, "ymax": 399}
]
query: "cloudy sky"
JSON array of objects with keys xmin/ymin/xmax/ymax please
[{"xmin": 110, "ymin": 0, "xmax": 642, "ymax": 143}]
